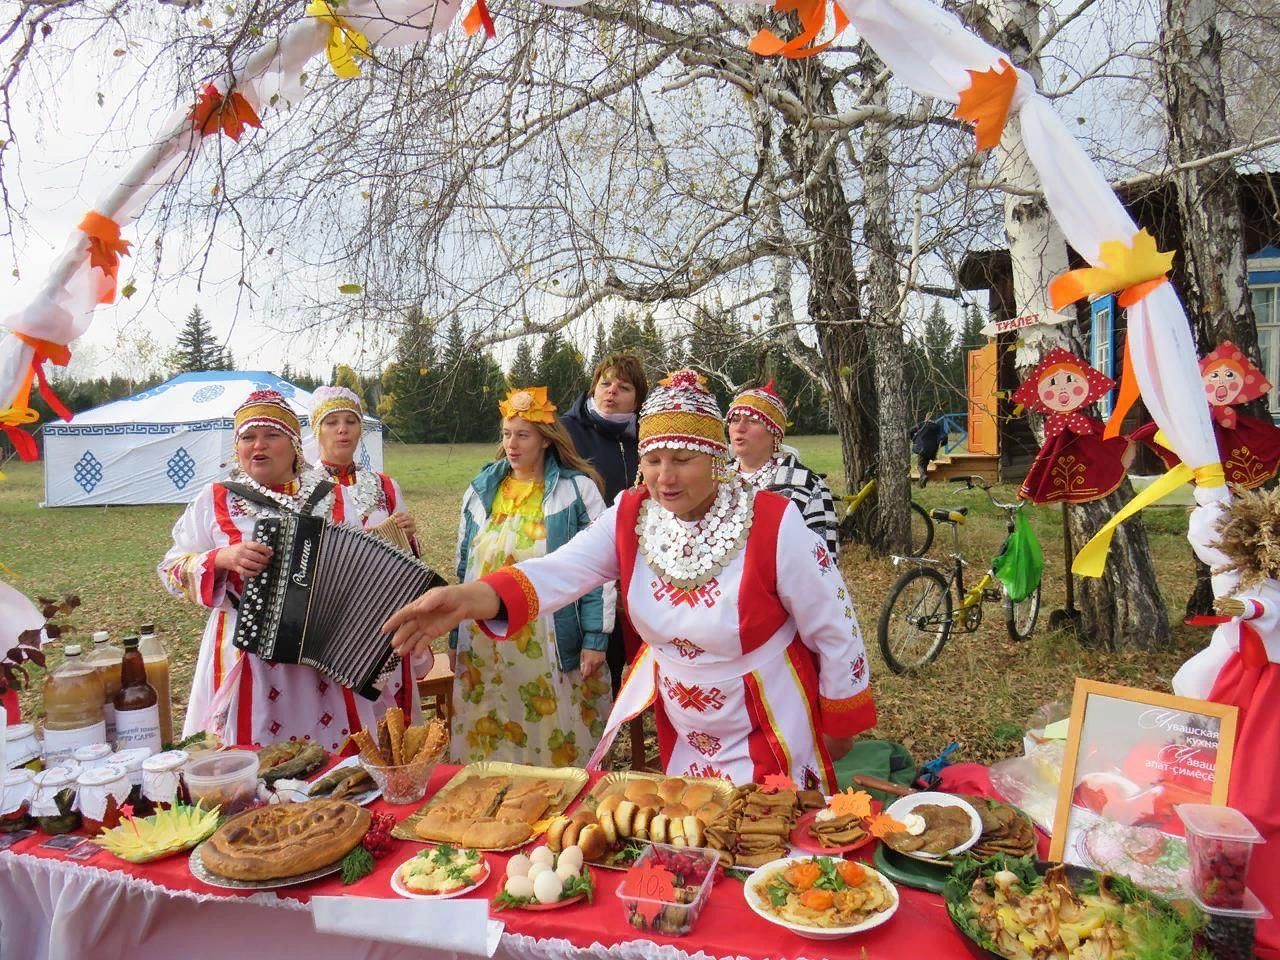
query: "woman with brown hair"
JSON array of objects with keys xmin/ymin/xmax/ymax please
[{"xmin": 447, "ymin": 386, "xmax": 614, "ymax": 765}]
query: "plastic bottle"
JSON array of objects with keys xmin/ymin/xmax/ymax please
[
  {"xmin": 85, "ymin": 629, "xmax": 124, "ymax": 744},
  {"xmin": 138, "ymin": 623, "xmax": 173, "ymax": 746},
  {"xmin": 113, "ymin": 636, "xmax": 162, "ymax": 755},
  {"xmin": 41, "ymin": 644, "xmax": 107, "ymax": 764}
]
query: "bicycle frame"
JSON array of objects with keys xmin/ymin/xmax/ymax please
[{"xmin": 841, "ymin": 476, "xmax": 877, "ymax": 513}]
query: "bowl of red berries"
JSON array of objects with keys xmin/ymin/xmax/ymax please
[{"xmin": 1177, "ymin": 804, "xmax": 1263, "ymax": 911}]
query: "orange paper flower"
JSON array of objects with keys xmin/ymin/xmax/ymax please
[
  {"xmin": 78, "ymin": 212, "xmax": 132, "ymax": 305},
  {"xmin": 462, "ymin": 0, "xmax": 495, "ymax": 38},
  {"xmin": 498, "ymin": 386, "xmax": 556, "ymax": 423},
  {"xmin": 1048, "ymin": 228, "xmax": 1174, "ymax": 311},
  {"xmin": 761, "ymin": 773, "xmax": 798, "ymax": 793},
  {"xmin": 867, "ymin": 813, "xmax": 907, "ymax": 839},
  {"xmin": 748, "ymin": 0, "xmax": 850, "ymax": 60},
  {"xmin": 955, "ymin": 59, "xmax": 1017, "ymax": 151},
  {"xmin": 828, "ymin": 788, "xmax": 873, "ymax": 819},
  {"xmin": 189, "ymin": 85, "xmax": 262, "ymax": 142}
]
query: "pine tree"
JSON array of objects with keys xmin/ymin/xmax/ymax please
[
  {"xmin": 378, "ymin": 306, "xmax": 435, "ymax": 443},
  {"xmin": 509, "ymin": 338, "xmax": 538, "ymax": 387},
  {"xmin": 535, "ymin": 332, "xmax": 587, "ymax": 411},
  {"xmin": 588, "ymin": 323, "xmax": 609, "ymax": 372},
  {"xmin": 167, "ymin": 306, "xmax": 229, "ymax": 373}
]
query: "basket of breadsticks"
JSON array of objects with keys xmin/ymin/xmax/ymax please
[{"xmin": 351, "ymin": 709, "xmax": 449, "ymax": 805}]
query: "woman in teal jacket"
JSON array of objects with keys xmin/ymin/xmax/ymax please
[{"xmin": 448, "ymin": 386, "xmax": 615, "ymax": 766}]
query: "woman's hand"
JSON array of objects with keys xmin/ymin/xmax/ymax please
[
  {"xmin": 382, "ymin": 582, "xmax": 500, "ymax": 660},
  {"xmin": 392, "ymin": 511, "xmax": 417, "ymax": 539},
  {"xmin": 823, "ymin": 733, "xmax": 855, "ymax": 762},
  {"xmin": 580, "ymin": 649, "xmax": 607, "ymax": 680},
  {"xmin": 214, "ymin": 542, "xmax": 273, "ymax": 578}
]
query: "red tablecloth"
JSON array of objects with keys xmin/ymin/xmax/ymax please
[{"xmin": 2, "ymin": 763, "xmax": 992, "ymax": 960}]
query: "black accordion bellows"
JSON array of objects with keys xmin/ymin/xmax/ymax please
[{"xmin": 232, "ymin": 514, "xmax": 447, "ymax": 700}]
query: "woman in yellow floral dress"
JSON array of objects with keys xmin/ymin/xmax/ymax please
[{"xmin": 449, "ymin": 387, "xmax": 615, "ymax": 765}]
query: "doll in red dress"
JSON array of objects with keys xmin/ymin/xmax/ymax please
[
  {"xmin": 1013, "ymin": 347, "xmax": 1132, "ymax": 504},
  {"xmin": 1134, "ymin": 341, "xmax": 1280, "ymax": 488}
]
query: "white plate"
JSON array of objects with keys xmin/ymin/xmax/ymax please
[
  {"xmin": 883, "ymin": 792, "xmax": 983, "ymax": 860},
  {"xmin": 391, "ymin": 853, "xmax": 491, "ymax": 900},
  {"xmin": 743, "ymin": 856, "xmax": 899, "ymax": 940}
]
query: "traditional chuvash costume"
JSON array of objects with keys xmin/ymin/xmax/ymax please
[
  {"xmin": 473, "ymin": 369, "xmax": 876, "ymax": 789},
  {"xmin": 727, "ymin": 381, "xmax": 840, "ymax": 558},
  {"xmin": 1133, "ymin": 341, "xmax": 1280, "ymax": 489},
  {"xmin": 158, "ymin": 389, "xmax": 421, "ymax": 750},
  {"xmin": 1013, "ymin": 347, "xmax": 1131, "ymax": 505},
  {"xmin": 311, "ymin": 385, "xmax": 419, "ymax": 554}
]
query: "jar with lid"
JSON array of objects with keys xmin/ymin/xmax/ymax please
[
  {"xmin": 4, "ymin": 723, "xmax": 41, "ymax": 769},
  {"xmin": 31, "ymin": 766, "xmax": 81, "ymax": 834},
  {"xmin": 0, "ymin": 769, "xmax": 34, "ymax": 833},
  {"xmin": 107, "ymin": 748, "xmax": 155, "ymax": 817},
  {"xmin": 141, "ymin": 750, "xmax": 190, "ymax": 810},
  {"xmin": 41, "ymin": 644, "xmax": 106, "ymax": 764},
  {"xmin": 72, "ymin": 742, "xmax": 114, "ymax": 770},
  {"xmin": 76, "ymin": 764, "xmax": 129, "ymax": 836}
]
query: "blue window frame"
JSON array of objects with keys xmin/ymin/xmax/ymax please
[
  {"xmin": 1090, "ymin": 295, "xmax": 1115, "ymax": 419},
  {"xmin": 1249, "ymin": 247, "xmax": 1280, "ymax": 418}
]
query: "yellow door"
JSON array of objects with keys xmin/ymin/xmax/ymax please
[{"xmin": 967, "ymin": 342, "xmax": 999, "ymax": 456}]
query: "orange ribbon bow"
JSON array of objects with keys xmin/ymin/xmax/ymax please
[
  {"xmin": 955, "ymin": 59, "xmax": 1018, "ymax": 151},
  {"xmin": 748, "ymin": 0, "xmax": 850, "ymax": 59},
  {"xmin": 79, "ymin": 212, "xmax": 132, "ymax": 305},
  {"xmin": 189, "ymin": 85, "xmax": 262, "ymax": 142}
]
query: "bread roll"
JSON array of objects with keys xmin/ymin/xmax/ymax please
[
  {"xmin": 658, "ymin": 778, "xmax": 686, "ymax": 803},
  {"xmin": 599, "ymin": 809, "xmax": 618, "ymax": 846},
  {"xmin": 614, "ymin": 800, "xmax": 637, "ymax": 839},
  {"xmin": 596, "ymin": 794, "xmax": 623, "ymax": 817},
  {"xmin": 624, "ymin": 781, "xmax": 654, "ymax": 803},
  {"xmin": 577, "ymin": 823, "xmax": 608, "ymax": 860},
  {"xmin": 562, "ymin": 820, "xmax": 584, "ymax": 848},
  {"xmin": 668, "ymin": 816, "xmax": 686, "ymax": 846},
  {"xmin": 570, "ymin": 806, "xmax": 597, "ymax": 826},
  {"xmin": 662, "ymin": 802, "xmax": 691, "ymax": 819},
  {"xmin": 681, "ymin": 784, "xmax": 714, "ymax": 808},
  {"xmin": 694, "ymin": 802, "xmax": 724, "ymax": 824},
  {"xmin": 546, "ymin": 816, "xmax": 572, "ymax": 852},
  {"xmin": 649, "ymin": 814, "xmax": 669, "ymax": 844},
  {"xmin": 634, "ymin": 792, "xmax": 664, "ymax": 809},
  {"xmin": 683, "ymin": 816, "xmax": 705, "ymax": 848},
  {"xmin": 632, "ymin": 807, "xmax": 653, "ymax": 840}
]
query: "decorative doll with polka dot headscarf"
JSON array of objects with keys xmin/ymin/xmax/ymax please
[
  {"xmin": 1011, "ymin": 347, "xmax": 1133, "ymax": 504},
  {"xmin": 1133, "ymin": 341, "xmax": 1280, "ymax": 489}
]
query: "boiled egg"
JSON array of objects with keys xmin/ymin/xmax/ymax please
[
  {"xmin": 556, "ymin": 845, "xmax": 583, "ymax": 872},
  {"xmin": 504, "ymin": 875, "xmax": 535, "ymax": 900},
  {"xmin": 527, "ymin": 861, "xmax": 553, "ymax": 881},
  {"xmin": 555, "ymin": 861, "xmax": 580, "ymax": 882},
  {"xmin": 506, "ymin": 854, "xmax": 532, "ymax": 879},
  {"xmin": 529, "ymin": 844, "xmax": 555, "ymax": 866},
  {"xmin": 532, "ymin": 869, "xmax": 564, "ymax": 905}
]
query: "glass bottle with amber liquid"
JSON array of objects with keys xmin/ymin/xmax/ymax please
[
  {"xmin": 138, "ymin": 624, "xmax": 173, "ymax": 745},
  {"xmin": 113, "ymin": 636, "xmax": 162, "ymax": 755}
]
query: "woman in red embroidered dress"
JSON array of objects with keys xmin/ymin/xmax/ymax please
[
  {"xmin": 383, "ymin": 370, "xmax": 876, "ymax": 790},
  {"xmin": 310, "ymin": 385, "xmax": 419, "ymax": 553},
  {"xmin": 1014, "ymin": 347, "xmax": 1132, "ymax": 505},
  {"xmin": 1133, "ymin": 341, "xmax": 1280, "ymax": 489}
]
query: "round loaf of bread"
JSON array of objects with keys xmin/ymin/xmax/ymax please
[
  {"xmin": 649, "ymin": 813, "xmax": 669, "ymax": 844},
  {"xmin": 683, "ymin": 815, "xmax": 705, "ymax": 848},
  {"xmin": 657, "ymin": 778, "xmax": 686, "ymax": 803},
  {"xmin": 634, "ymin": 791, "xmax": 663, "ymax": 809},
  {"xmin": 201, "ymin": 799, "xmax": 370, "ymax": 881},
  {"xmin": 682, "ymin": 784, "xmax": 716, "ymax": 809},
  {"xmin": 624, "ymin": 781, "xmax": 654, "ymax": 803},
  {"xmin": 569, "ymin": 806, "xmax": 597, "ymax": 825},
  {"xmin": 662, "ymin": 802, "xmax": 691, "ymax": 819},
  {"xmin": 614, "ymin": 800, "xmax": 638, "ymax": 838},
  {"xmin": 632, "ymin": 807, "xmax": 653, "ymax": 840},
  {"xmin": 562, "ymin": 819, "xmax": 584, "ymax": 848},
  {"xmin": 577, "ymin": 823, "xmax": 608, "ymax": 860},
  {"xmin": 546, "ymin": 816, "xmax": 572, "ymax": 852},
  {"xmin": 599, "ymin": 808, "xmax": 618, "ymax": 846},
  {"xmin": 596, "ymin": 794, "xmax": 623, "ymax": 817},
  {"xmin": 668, "ymin": 815, "xmax": 686, "ymax": 846}
]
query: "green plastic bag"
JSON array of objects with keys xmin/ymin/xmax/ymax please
[{"xmin": 992, "ymin": 510, "xmax": 1043, "ymax": 603}]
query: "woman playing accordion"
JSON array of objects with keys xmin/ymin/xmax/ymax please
[{"xmin": 158, "ymin": 389, "xmax": 422, "ymax": 750}]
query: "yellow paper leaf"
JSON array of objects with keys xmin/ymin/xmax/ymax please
[{"xmin": 338, "ymin": 283, "xmax": 362, "ymax": 294}]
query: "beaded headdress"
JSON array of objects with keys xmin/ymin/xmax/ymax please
[
  {"xmin": 310, "ymin": 385, "xmax": 364, "ymax": 426},
  {"xmin": 499, "ymin": 386, "xmax": 557, "ymax": 424},
  {"xmin": 727, "ymin": 380, "xmax": 788, "ymax": 438},
  {"xmin": 638, "ymin": 369, "xmax": 728, "ymax": 457},
  {"xmin": 233, "ymin": 389, "xmax": 304, "ymax": 468}
]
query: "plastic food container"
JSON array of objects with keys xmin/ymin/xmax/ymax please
[
  {"xmin": 615, "ymin": 842, "xmax": 720, "ymax": 936},
  {"xmin": 1177, "ymin": 804, "xmax": 1264, "ymax": 911},
  {"xmin": 184, "ymin": 750, "xmax": 260, "ymax": 815}
]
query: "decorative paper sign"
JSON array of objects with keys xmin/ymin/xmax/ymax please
[
  {"xmin": 828, "ymin": 789, "xmax": 873, "ymax": 819},
  {"xmin": 1049, "ymin": 679, "xmax": 1238, "ymax": 895},
  {"xmin": 981, "ymin": 312, "xmax": 1047, "ymax": 336},
  {"xmin": 760, "ymin": 773, "xmax": 797, "ymax": 793},
  {"xmin": 620, "ymin": 862, "xmax": 676, "ymax": 925}
]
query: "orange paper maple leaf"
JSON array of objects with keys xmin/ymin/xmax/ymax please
[
  {"xmin": 761, "ymin": 773, "xmax": 798, "ymax": 793},
  {"xmin": 748, "ymin": 0, "xmax": 849, "ymax": 60},
  {"xmin": 867, "ymin": 813, "xmax": 907, "ymax": 839},
  {"xmin": 828, "ymin": 788, "xmax": 873, "ymax": 819},
  {"xmin": 78, "ymin": 211, "xmax": 132, "ymax": 304},
  {"xmin": 955, "ymin": 59, "xmax": 1018, "ymax": 151},
  {"xmin": 1047, "ymin": 228, "xmax": 1174, "ymax": 310},
  {"xmin": 189, "ymin": 85, "xmax": 262, "ymax": 142}
]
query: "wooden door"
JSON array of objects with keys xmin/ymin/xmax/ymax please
[{"xmin": 967, "ymin": 342, "xmax": 999, "ymax": 456}]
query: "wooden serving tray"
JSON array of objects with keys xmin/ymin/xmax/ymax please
[{"xmin": 391, "ymin": 761, "xmax": 588, "ymax": 848}]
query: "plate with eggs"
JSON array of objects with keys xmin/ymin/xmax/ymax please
[{"xmin": 492, "ymin": 843, "xmax": 595, "ymax": 911}]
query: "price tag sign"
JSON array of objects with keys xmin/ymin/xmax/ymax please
[{"xmin": 620, "ymin": 863, "xmax": 676, "ymax": 925}]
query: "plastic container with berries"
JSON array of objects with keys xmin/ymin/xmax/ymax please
[
  {"xmin": 1176, "ymin": 803, "xmax": 1270, "ymax": 917},
  {"xmin": 615, "ymin": 842, "xmax": 720, "ymax": 936}
]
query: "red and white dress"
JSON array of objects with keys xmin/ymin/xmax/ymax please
[
  {"xmin": 158, "ymin": 475, "xmax": 423, "ymax": 751},
  {"xmin": 322, "ymin": 460, "xmax": 420, "ymax": 555},
  {"xmin": 478, "ymin": 486, "xmax": 876, "ymax": 790}
]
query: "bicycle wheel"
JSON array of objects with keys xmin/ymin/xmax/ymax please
[
  {"xmin": 877, "ymin": 566, "xmax": 953, "ymax": 674},
  {"xmin": 908, "ymin": 502, "xmax": 934, "ymax": 557},
  {"xmin": 1006, "ymin": 582, "xmax": 1041, "ymax": 642}
]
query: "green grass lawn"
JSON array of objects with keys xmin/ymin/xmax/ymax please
[{"xmin": 2, "ymin": 437, "xmax": 1205, "ymax": 767}]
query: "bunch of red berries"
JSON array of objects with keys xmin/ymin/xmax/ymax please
[{"xmin": 362, "ymin": 813, "xmax": 396, "ymax": 857}]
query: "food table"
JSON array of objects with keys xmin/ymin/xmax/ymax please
[{"xmin": 0, "ymin": 764, "xmax": 986, "ymax": 960}]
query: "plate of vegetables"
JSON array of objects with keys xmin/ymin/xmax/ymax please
[
  {"xmin": 743, "ymin": 855, "xmax": 899, "ymax": 940},
  {"xmin": 392, "ymin": 845, "xmax": 490, "ymax": 899}
]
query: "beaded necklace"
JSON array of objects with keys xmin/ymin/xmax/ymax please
[{"xmin": 636, "ymin": 477, "xmax": 754, "ymax": 589}]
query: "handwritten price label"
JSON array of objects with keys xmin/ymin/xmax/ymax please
[{"xmin": 621, "ymin": 863, "xmax": 676, "ymax": 925}]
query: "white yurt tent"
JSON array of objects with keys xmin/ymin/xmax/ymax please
[{"xmin": 42, "ymin": 371, "xmax": 384, "ymax": 507}]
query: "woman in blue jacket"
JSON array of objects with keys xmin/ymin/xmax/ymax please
[{"xmin": 448, "ymin": 386, "xmax": 614, "ymax": 766}]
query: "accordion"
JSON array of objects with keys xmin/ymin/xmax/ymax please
[{"xmin": 232, "ymin": 513, "xmax": 447, "ymax": 700}]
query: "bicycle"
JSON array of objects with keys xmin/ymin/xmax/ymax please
[
  {"xmin": 875, "ymin": 475, "xmax": 1041, "ymax": 673},
  {"xmin": 835, "ymin": 461, "xmax": 934, "ymax": 558}
]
